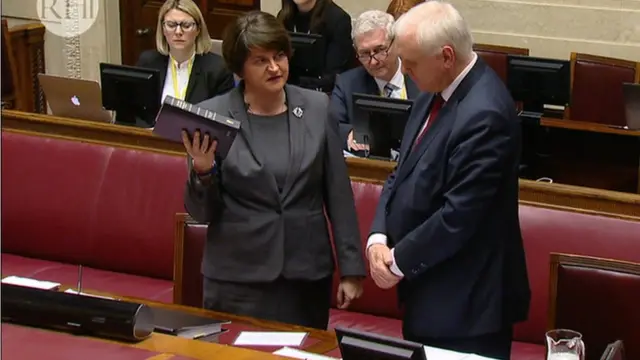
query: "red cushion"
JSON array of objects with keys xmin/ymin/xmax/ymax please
[
  {"xmin": 515, "ymin": 205, "xmax": 640, "ymax": 344},
  {"xmin": 1, "ymin": 131, "xmax": 188, "ymax": 280},
  {"xmin": 1, "ymin": 253, "xmax": 173, "ymax": 302}
]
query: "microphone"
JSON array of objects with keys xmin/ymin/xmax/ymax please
[{"xmin": 1, "ymin": 283, "xmax": 155, "ymax": 342}]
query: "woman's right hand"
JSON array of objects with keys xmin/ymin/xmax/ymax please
[{"xmin": 181, "ymin": 130, "xmax": 217, "ymax": 174}]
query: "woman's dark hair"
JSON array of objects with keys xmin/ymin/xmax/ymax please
[
  {"xmin": 221, "ymin": 11, "xmax": 292, "ymax": 75},
  {"xmin": 277, "ymin": 0, "xmax": 330, "ymax": 33}
]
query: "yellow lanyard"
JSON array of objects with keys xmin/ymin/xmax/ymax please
[
  {"xmin": 381, "ymin": 84, "xmax": 408, "ymax": 100},
  {"xmin": 171, "ymin": 56, "xmax": 194, "ymax": 100}
]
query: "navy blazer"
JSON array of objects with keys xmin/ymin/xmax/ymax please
[
  {"xmin": 371, "ymin": 58, "xmax": 531, "ymax": 338},
  {"xmin": 329, "ymin": 66, "xmax": 420, "ymax": 147},
  {"xmin": 136, "ymin": 50, "xmax": 235, "ymax": 105}
]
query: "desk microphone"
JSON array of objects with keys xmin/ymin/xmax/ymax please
[
  {"xmin": 77, "ymin": 264, "xmax": 83, "ymax": 294},
  {"xmin": 1, "ymin": 283, "xmax": 155, "ymax": 342}
]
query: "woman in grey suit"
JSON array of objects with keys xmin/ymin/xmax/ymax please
[{"xmin": 181, "ymin": 10, "xmax": 366, "ymax": 330}]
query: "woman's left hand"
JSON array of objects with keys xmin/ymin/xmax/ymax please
[{"xmin": 336, "ymin": 276, "xmax": 364, "ymax": 309}]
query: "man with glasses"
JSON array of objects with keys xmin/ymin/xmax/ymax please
[{"xmin": 329, "ymin": 10, "xmax": 420, "ymax": 153}]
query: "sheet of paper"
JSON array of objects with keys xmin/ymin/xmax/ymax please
[
  {"xmin": 1, "ymin": 276, "xmax": 60, "ymax": 290},
  {"xmin": 64, "ymin": 289, "xmax": 115, "ymax": 300},
  {"xmin": 233, "ymin": 331, "xmax": 307, "ymax": 347},
  {"xmin": 273, "ymin": 347, "xmax": 340, "ymax": 360},
  {"xmin": 424, "ymin": 346, "xmax": 472, "ymax": 360}
]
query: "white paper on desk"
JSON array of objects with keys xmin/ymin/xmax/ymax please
[
  {"xmin": 234, "ymin": 331, "xmax": 307, "ymax": 347},
  {"xmin": 63, "ymin": 289, "xmax": 115, "ymax": 300},
  {"xmin": 273, "ymin": 347, "xmax": 340, "ymax": 360},
  {"xmin": 1, "ymin": 276, "xmax": 60, "ymax": 290},
  {"xmin": 424, "ymin": 346, "xmax": 471, "ymax": 360}
]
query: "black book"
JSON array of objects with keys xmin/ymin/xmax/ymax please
[
  {"xmin": 150, "ymin": 306, "xmax": 229, "ymax": 340},
  {"xmin": 152, "ymin": 95, "xmax": 241, "ymax": 159}
]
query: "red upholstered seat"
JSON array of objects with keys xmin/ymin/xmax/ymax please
[
  {"xmin": 1, "ymin": 131, "xmax": 188, "ymax": 301},
  {"xmin": 549, "ymin": 255, "xmax": 639, "ymax": 360},
  {"xmin": 515, "ymin": 205, "xmax": 640, "ymax": 348},
  {"xmin": 1, "ymin": 254, "xmax": 173, "ymax": 302}
]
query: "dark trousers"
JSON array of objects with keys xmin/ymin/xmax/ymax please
[
  {"xmin": 203, "ymin": 276, "xmax": 333, "ymax": 330},
  {"xmin": 404, "ymin": 326, "xmax": 513, "ymax": 360}
]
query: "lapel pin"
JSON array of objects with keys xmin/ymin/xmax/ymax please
[{"xmin": 293, "ymin": 107, "xmax": 303, "ymax": 118}]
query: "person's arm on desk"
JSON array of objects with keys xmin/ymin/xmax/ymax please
[
  {"xmin": 182, "ymin": 130, "xmax": 223, "ymax": 223},
  {"xmin": 322, "ymin": 108, "xmax": 366, "ymax": 309}
]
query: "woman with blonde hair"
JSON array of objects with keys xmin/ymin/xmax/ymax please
[{"xmin": 136, "ymin": 0, "xmax": 234, "ymax": 105}]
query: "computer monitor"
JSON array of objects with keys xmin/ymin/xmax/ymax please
[
  {"xmin": 99, "ymin": 63, "xmax": 161, "ymax": 127},
  {"xmin": 288, "ymin": 32, "xmax": 326, "ymax": 87},
  {"xmin": 335, "ymin": 327, "xmax": 427, "ymax": 360},
  {"xmin": 351, "ymin": 93, "xmax": 413, "ymax": 161},
  {"xmin": 506, "ymin": 55, "xmax": 570, "ymax": 119}
]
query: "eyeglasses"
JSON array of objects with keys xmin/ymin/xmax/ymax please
[
  {"xmin": 356, "ymin": 40, "xmax": 394, "ymax": 63},
  {"xmin": 163, "ymin": 20, "xmax": 197, "ymax": 32}
]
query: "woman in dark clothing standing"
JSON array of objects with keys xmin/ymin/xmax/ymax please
[{"xmin": 277, "ymin": 0, "xmax": 354, "ymax": 92}]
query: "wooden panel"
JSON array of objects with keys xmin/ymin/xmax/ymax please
[
  {"xmin": 5, "ymin": 22, "xmax": 46, "ymax": 113},
  {"xmin": 204, "ymin": 0, "xmax": 260, "ymax": 39},
  {"xmin": 2, "ymin": 19, "xmax": 21, "ymax": 110},
  {"xmin": 119, "ymin": 0, "xmax": 166, "ymax": 65},
  {"xmin": 2, "ymin": 109, "xmax": 640, "ymax": 217}
]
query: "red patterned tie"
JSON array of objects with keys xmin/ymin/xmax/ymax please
[{"xmin": 413, "ymin": 94, "xmax": 444, "ymax": 148}]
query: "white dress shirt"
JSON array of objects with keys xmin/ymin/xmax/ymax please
[
  {"xmin": 366, "ymin": 52, "xmax": 479, "ymax": 277},
  {"xmin": 373, "ymin": 60, "xmax": 406, "ymax": 99},
  {"xmin": 161, "ymin": 52, "xmax": 195, "ymax": 102}
]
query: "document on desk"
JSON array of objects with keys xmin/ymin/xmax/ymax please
[
  {"xmin": 233, "ymin": 331, "xmax": 308, "ymax": 347},
  {"xmin": 424, "ymin": 346, "xmax": 498, "ymax": 360},
  {"xmin": 63, "ymin": 289, "xmax": 115, "ymax": 300},
  {"xmin": 273, "ymin": 347, "xmax": 340, "ymax": 359},
  {"xmin": 1, "ymin": 276, "xmax": 60, "ymax": 290}
]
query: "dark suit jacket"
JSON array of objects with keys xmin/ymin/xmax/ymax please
[
  {"xmin": 136, "ymin": 50, "xmax": 234, "ymax": 105},
  {"xmin": 184, "ymin": 84, "xmax": 366, "ymax": 283},
  {"xmin": 329, "ymin": 66, "xmax": 420, "ymax": 147},
  {"xmin": 371, "ymin": 58, "xmax": 531, "ymax": 338}
]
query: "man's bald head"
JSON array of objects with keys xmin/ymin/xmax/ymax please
[{"xmin": 392, "ymin": 1, "xmax": 473, "ymax": 62}]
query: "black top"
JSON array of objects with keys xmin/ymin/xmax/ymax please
[
  {"xmin": 136, "ymin": 50, "xmax": 235, "ymax": 105},
  {"xmin": 281, "ymin": 2, "xmax": 354, "ymax": 92},
  {"xmin": 247, "ymin": 111, "xmax": 290, "ymax": 192}
]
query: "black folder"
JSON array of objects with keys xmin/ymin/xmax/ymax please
[
  {"xmin": 151, "ymin": 306, "xmax": 229, "ymax": 339},
  {"xmin": 152, "ymin": 96, "xmax": 241, "ymax": 159}
]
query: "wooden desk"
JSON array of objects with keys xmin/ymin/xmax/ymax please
[
  {"xmin": 531, "ymin": 118, "xmax": 640, "ymax": 194},
  {"xmin": 1, "ymin": 286, "xmax": 339, "ymax": 359}
]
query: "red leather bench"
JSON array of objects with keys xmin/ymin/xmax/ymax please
[
  {"xmin": 175, "ymin": 180, "xmax": 640, "ymax": 360},
  {"xmin": 1, "ymin": 131, "xmax": 188, "ymax": 301}
]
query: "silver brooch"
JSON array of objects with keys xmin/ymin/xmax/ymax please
[{"xmin": 293, "ymin": 107, "xmax": 303, "ymax": 118}]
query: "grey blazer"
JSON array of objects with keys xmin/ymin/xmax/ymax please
[{"xmin": 184, "ymin": 84, "xmax": 366, "ymax": 283}]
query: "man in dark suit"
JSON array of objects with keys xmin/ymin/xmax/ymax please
[
  {"xmin": 329, "ymin": 10, "xmax": 419, "ymax": 152},
  {"xmin": 367, "ymin": 2, "xmax": 531, "ymax": 359}
]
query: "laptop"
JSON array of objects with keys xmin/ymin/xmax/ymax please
[
  {"xmin": 38, "ymin": 73, "xmax": 113, "ymax": 123},
  {"xmin": 622, "ymin": 82, "xmax": 640, "ymax": 130}
]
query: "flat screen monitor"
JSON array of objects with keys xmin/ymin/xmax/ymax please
[
  {"xmin": 506, "ymin": 55, "xmax": 570, "ymax": 119},
  {"xmin": 99, "ymin": 63, "xmax": 161, "ymax": 127},
  {"xmin": 335, "ymin": 327, "xmax": 427, "ymax": 360},
  {"xmin": 351, "ymin": 93, "xmax": 413, "ymax": 161},
  {"xmin": 288, "ymin": 32, "xmax": 326, "ymax": 87}
]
